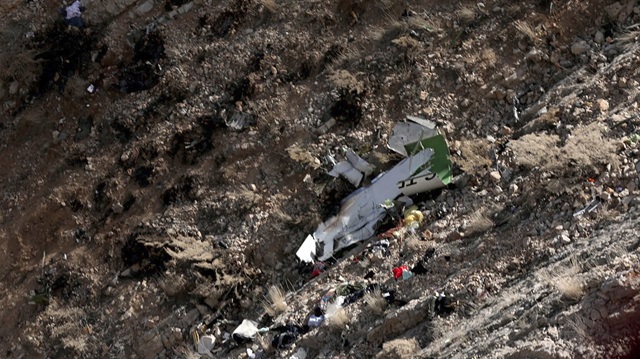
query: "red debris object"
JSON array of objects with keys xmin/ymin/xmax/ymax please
[
  {"xmin": 393, "ymin": 265, "xmax": 409, "ymax": 280},
  {"xmin": 311, "ymin": 262, "xmax": 326, "ymax": 278}
]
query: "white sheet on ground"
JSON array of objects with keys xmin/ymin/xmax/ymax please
[
  {"xmin": 295, "ymin": 235, "xmax": 316, "ymax": 263},
  {"xmin": 232, "ymin": 319, "xmax": 259, "ymax": 340}
]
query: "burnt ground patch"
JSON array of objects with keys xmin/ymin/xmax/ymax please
[
  {"xmin": 167, "ymin": 113, "xmax": 226, "ymax": 165},
  {"xmin": 165, "ymin": 0, "xmax": 190, "ymax": 11},
  {"xmin": 162, "ymin": 175, "xmax": 201, "ymax": 206},
  {"xmin": 133, "ymin": 165, "xmax": 155, "ymax": 187},
  {"xmin": 32, "ymin": 21, "xmax": 100, "ymax": 95},
  {"xmin": 116, "ymin": 31, "xmax": 165, "ymax": 93},
  {"xmin": 121, "ymin": 234, "xmax": 170, "ymax": 277}
]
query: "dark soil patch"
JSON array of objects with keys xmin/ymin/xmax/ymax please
[
  {"xmin": 162, "ymin": 175, "xmax": 201, "ymax": 206},
  {"xmin": 33, "ymin": 21, "xmax": 99, "ymax": 95},
  {"xmin": 121, "ymin": 234, "xmax": 170, "ymax": 277},
  {"xmin": 116, "ymin": 32, "xmax": 165, "ymax": 93},
  {"xmin": 133, "ymin": 165, "xmax": 155, "ymax": 187}
]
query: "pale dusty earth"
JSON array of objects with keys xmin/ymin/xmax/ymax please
[{"xmin": 1, "ymin": 0, "xmax": 640, "ymax": 358}]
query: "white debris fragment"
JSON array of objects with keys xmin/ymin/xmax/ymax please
[{"xmin": 65, "ymin": 1, "xmax": 82, "ymax": 19}]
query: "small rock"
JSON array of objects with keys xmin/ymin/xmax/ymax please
[
  {"xmin": 526, "ymin": 49, "xmax": 543, "ymax": 63},
  {"xmin": 135, "ymin": 0, "xmax": 154, "ymax": 14},
  {"xmin": 177, "ymin": 2, "xmax": 194, "ymax": 13},
  {"xmin": 52, "ymin": 130, "xmax": 60, "ymax": 140},
  {"xmin": 595, "ymin": 99, "xmax": 609, "ymax": 112},
  {"xmin": 9, "ymin": 81, "xmax": 19, "ymax": 95},
  {"xmin": 571, "ymin": 41, "xmax": 590, "ymax": 55},
  {"xmin": 447, "ymin": 231, "xmax": 463, "ymax": 241},
  {"xmin": 560, "ymin": 233, "xmax": 571, "ymax": 244},
  {"xmin": 605, "ymin": 2, "xmax": 624, "ymax": 20},
  {"xmin": 509, "ymin": 183, "xmax": 518, "ymax": 194},
  {"xmin": 599, "ymin": 192, "xmax": 611, "ymax": 201},
  {"xmin": 489, "ymin": 171, "xmax": 501, "ymax": 183},
  {"xmin": 594, "ymin": 31, "xmax": 604, "ymax": 44},
  {"xmin": 112, "ymin": 202, "xmax": 124, "ymax": 214}
]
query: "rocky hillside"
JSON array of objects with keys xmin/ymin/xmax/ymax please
[{"xmin": 1, "ymin": 0, "xmax": 639, "ymax": 358}]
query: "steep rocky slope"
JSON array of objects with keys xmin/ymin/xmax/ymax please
[{"xmin": 1, "ymin": 0, "xmax": 639, "ymax": 358}]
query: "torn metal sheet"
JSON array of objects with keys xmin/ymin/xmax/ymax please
[
  {"xmin": 346, "ymin": 149, "xmax": 375, "ymax": 176},
  {"xmin": 328, "ymin": 162, "xmax": 363, "ymax": 187},
  {"xmin": 313, "ymin": 148, "xmax": 434, "ymax": 260},
  {"xmin": 573, "ymin": 198, "xmax": 601, "ymax": 218},
  {"xmin": 296, "ymin": 235, "xmax": 316, "ymax": 263},
  {"xmin": 328, "ymin": 149, "xmax": 375, "ymax": 187},
  {"xmin": 226, "ymin": 111, "xmax": 257, "ymax": 131},
  {"xmin": 388, "ymin": 116, "xmax": 438, "ymax": 156}
]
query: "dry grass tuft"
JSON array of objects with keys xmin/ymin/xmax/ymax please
[
  {"xmin": 537, "ymin": 260, "xmax": 584, "ymax": 301},
  {"xmin": 555, "ymin": 277, "xmax": 584, "ymax": 300},
  {"xmin": 376, "ymin": 338, "xmax": 420, "ymax": 359},
  {"xmin": 511, "ymin": 123, "xmax": 618, "ymax": 175},
  {"xmin": 175, "ymin": 346, "xmax": 200, "ymax": 359},
  {"xmin": 405, "ymin": 234, "xmax": 434, "ymax": 254},
  {"xmin": 158, "ymin": 271, "xmax": 190, "ymax": 297},
  {"xmin": 510, "ymin": 132, "xmax": 561, "ymax": 168},
  {"xmin": 260, "ymin": 0, "xmax": 278, "ymax": 13},
  {"xmin": 464, "ymin": 209, "xmax": 493, "ymax": 236},
  {"xmin": 457, "ymin": 4, "xmax": 476, "ymax": 23},
  {"xmin": 456, "ymin": 140, "xmax": 493, "ymax": 175},
  {"xmin": 329, "ymin": 69, "xmax": 364, "ymax": 95},
  {"xmin": 514, "ymin": 20, "xmax": 538, "ymax": 42},
  {"xmin": 263, "ymin": 285, "xmax": 287, "ymax": 316},
  {"xmin": 327, "ymin": 303, "xmax": 350, "ymax": 329},
  {"xmin": 364, "ymin": 288, "xmax": 387, "ymax": 315},
  {"xmin": 567, "ymin": 315, "xmax": 590, "ymax": 340},
  {"xmin": 615, "ymin": 29, "xmax": 640, "ymax": 52},
  {"xmin": 481, "ymin": 48, "xmax": 497, "ymax": 66}
]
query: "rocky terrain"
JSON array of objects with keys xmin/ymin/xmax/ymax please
[{"xmin": 1, "ymin": 0, "xmax": 640, "ymax": 358}]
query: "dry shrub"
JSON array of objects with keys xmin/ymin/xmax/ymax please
[
  {"xmin": 287, "ymin": 145, "xmax": 322, "ymax": 169},
  {"xmin": 537, "ymin": 260, "xmax": 584, "ymax": 301},
  {"xmin": 327, "ymin": 303, "xmax": 350, "ymax": 329},
  {"xmin": 328, "ymin": 69, "xmax": 364, "ymax": 95},
  {"xmin": 615, "ymin": 29, "xmax": 640, "ymax": 52},
  {"xmin": 376, "ymin": 338, "xmax": 420, "ymax": 359},
  {"xmin": 555, "ymin": 277, "xmax": 584, "ymax": 300},
  {"xmin": 456, "ymin": 140, "xmax": 492, "ymax": 174},
  {"xmin": 175, "ymin": 346, "xmax": 200, "ymax": 359},
  {"xmin": 511, "ymin": 123, "xmax": 618, "ymax": 174},
  {"xmin": 45, "ymin": 304, "xmax": 91, "ymax": 355},
  {"xmin": 364, "ymin": 288, "xmax": 387, "ymax": 315},
  {"xmin": 567, "ymin": 315, "xmax": 590, "ymax": 340},
  {"xmin": 562, "ymin": 123, "xmax": 619, "ymax": 172},
  {"xmin": 263, "ymin": 285, "xmax": 287, "ymax": 316},
  {"xmin": 481, "ymin": 48, "xmax": 497, "ymax": 66},
  {"xmin": 405, "ymin": 234, "xmax": 433, "ymax": 254},
  {"xmin": 514, "ymin": 20, "xmax": 538, "ymax": 42},
  {"xmin": 464, "ymin": 209, "xmax": 493, "ymax": 236},
  {"xmin": 392, "ymin": 36, "xmax": 420, "ymax": 49},
  {"xmin": 457, "ymin": 4, "xmax": 476, "ymax": 23},
  {"xmin": 260, "ymin": 0, "xmax": 278, "ymax": 13},
  {"xmin": 158, "ymin": 271, "xmax": 190, "ymax": 297},
  {"xmin": 509, "ymin": 132, "xmax": 561, "ymax": 168},
  {"xmin": 0, "ymin": 22, "xmax": 43, "ymax": 88}
]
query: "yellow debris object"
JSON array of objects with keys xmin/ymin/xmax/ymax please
[{"xmin": 403, "ymin": 206, "xmax": 424, "ymax": 227}]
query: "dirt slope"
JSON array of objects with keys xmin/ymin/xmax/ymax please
[{"xmin": 1, "ymin": 0, "xmax": 640, "ymax": 358}]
